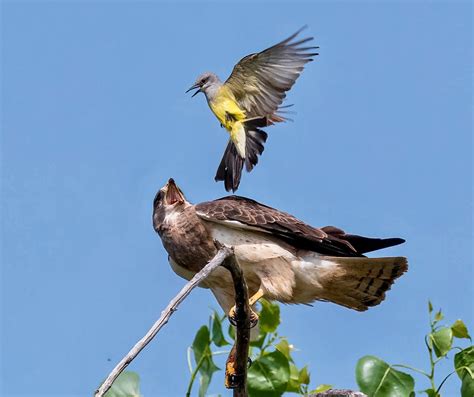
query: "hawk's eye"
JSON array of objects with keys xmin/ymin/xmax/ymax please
[{"xmin": 153, "ymin": 190, "xmax": 163, "ymax": 207}]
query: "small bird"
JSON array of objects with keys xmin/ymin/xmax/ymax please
[
  {"xmin": 186, "ymin": 27, "xmax": 318, "ymax": 192},
  {"xmin": 153, "ymin": 179, "xmax": 408, "ymax": 325}
]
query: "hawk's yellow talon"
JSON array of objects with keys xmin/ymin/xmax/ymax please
[
  {"xmin": 228, "ymin": 288, "xmax": 264, "ymax": 328},
  {"xmin": 228, "ymin": 306, "xmax": 259, "ymax": 328}
]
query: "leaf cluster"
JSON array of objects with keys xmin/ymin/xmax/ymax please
[
  {"xmin": 186, "ymin": 299, "xmax": 329, "ymax": 396},
  {"xmin": 356, "ymin": 301, "xmax": 473, "ymax": 397},
  {"xmin": 100, "ymin": 300, "xmax": 472, "ymax": 397}
]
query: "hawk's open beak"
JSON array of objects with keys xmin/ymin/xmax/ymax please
[
  {"xmin": 186, "ymin": 83, "xmax": 201, "ymax": 97},
  {"xmin": 166, "ymin": 178, "xmax": 185, "ymax": 205}
]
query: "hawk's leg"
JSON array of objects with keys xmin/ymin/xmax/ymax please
[{"xmin": 228, "ymin": 288, "xmax": 264, "ymax": 328}]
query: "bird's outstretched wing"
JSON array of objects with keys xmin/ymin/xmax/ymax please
[
  {"xmin": 224, "ymin": 27, "xmax": 319, "ymax": 123},
  {"xmin": 196, "ymin": 196, "xmax": 377, "ymax": 257}
]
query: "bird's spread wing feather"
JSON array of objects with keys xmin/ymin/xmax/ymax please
[
  {"xmin": 195, "ymin": 196, "xmax": 362, "ymax": 257},
  {"xmin": 224, "ymin": 27, "xmax": 319, "ymax": 123}
]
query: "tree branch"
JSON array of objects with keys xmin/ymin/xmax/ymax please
[
  {"xmin": 310, "ymin": 390, "xmax": 367, "ymax": 397},
  {"xmin": 94, "ymin": 246, "xmax": 234, "ymax": 397},
  {"xmin": 222, "ymin": 254, "xmax": 251, "ymax": 397}
]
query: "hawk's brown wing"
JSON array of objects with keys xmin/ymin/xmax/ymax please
[
  {"xmin": 224, "ymin": 27, "xmax": 318, "ymax": 123},
  {"xmin": 195, "ymin": 196, "xmax": 361, "ymax": 257}
]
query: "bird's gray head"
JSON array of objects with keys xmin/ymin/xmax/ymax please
[
  {"xmin": 186, "ymin": 72, "xmax": 221, "ymax": 98},
  {"xmin": 153, "ymin": 178, "xmax": 189, "ymax": 233}
]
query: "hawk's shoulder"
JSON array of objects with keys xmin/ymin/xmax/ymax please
[{"xmin": 195, "ymin": 196, "xmax": 360, "ymax": 257}]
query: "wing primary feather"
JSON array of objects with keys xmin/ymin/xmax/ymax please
[
  {"xmin": 224, "ymin": 27, "xmax": 318, "ymax": 122},
  {"xmin": 271, "ymin": 25, "xmax": 309, "ymax": 47}
]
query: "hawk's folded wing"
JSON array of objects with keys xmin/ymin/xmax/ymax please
[
  {"xmin": 224, "ymin": 27, "xmax": 319, "ymax": 122},
  {"xmin": 195, "ymin": 196, "xmax": 362, "ymax": 257}
]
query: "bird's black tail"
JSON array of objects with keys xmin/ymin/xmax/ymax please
[
  {"xmin": 321, "ymin": 226, "xmax": 405, "ymax": 254},
  {"xmin": 215, "ymin": 118, "xmax": 268, "ymax": 192}
]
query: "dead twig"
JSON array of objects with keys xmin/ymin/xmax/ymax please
[
  {"xmin": 223, "ymin": 255, "xmax": 251, "ymax": 397},
  {"xmin": 310, "ymin": 390, "xmax": 367, "ymax": 397},
  {"xmin": 94, "ymin": 246, "xmax": 233, "ymax": 397}
]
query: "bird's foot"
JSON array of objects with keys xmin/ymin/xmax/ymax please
[
  {"xmin": 228, "ymin": 306, "xmax": 259, "ymax": 328},
  {"xmin": 225, "ymin": 112, "xmax": 237, "ymax": 123}
]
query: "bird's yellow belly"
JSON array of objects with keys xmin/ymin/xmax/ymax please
[
  {"xmin": 209, "ymin": 90, "xmax": 246, "ymax": 131},
  {"xmin": 208, "ymin": 88, "xmax": 248, "ymax": 157}
]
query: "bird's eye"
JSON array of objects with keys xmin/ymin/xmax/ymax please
[{"xmin": 153, "ymin": 190, "xmax": 163, "ymax": 207}]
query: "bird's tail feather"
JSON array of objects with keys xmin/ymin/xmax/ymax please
[
  {"xmin": 308, "ymin": 256, "xmax": 408, "ymax": 311},
  {"xmin": 215, "ymin": 118, "xmax": 268, "ymax": 192},
  {"xmin": 321, "ymin": 226, "xmax": 405, "ymax": 254}
]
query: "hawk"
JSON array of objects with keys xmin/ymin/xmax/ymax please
[
  {"xmin": 186, "ymin": 27, "xmax": 318, "ymax": 192},
  {"xmin": 153, "ymin": 179, "xmax": 408, "ymax": 323}
]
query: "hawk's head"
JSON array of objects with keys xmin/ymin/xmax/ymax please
[{"xmin": 153, "ymin": 178, "xmax": 189, "ymax": 233}]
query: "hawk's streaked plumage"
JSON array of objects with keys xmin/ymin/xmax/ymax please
[
  {"xmin": 153, "ymin": 179, "xmax": 408, "ymax": 314},
  {"xmin": 187, "ymin": 27, "xmax": 318, "ymax": 192}
]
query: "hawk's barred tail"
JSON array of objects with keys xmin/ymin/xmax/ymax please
[
  {"xmin": 215, "ymin": 119, "xmax": 268, "ymax": 192},
  {"xmin": 318, "ymin": 257, "xmax": 408, "ymax": 312}
]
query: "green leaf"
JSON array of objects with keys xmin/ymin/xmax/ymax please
[
  {"xmin": 192, "ymin": 326, "xmax": 220, "ymax": 397},
  {"xmin": 192, "ymin": 326, "xmax": 211, "ymax": 363},
  {"xmin": 455, "ymin": 346, "xmax": 474, "ymax": 397},
  {"xmin": 434, "ymin": 309, "xmax": 444, "ymax": 323},
  {"xmin": 250, "ymin": 331, "xmax": 267, "ymax": 349},
  {"xmin": 422, "ymin": 389, "xmax": 438, "ymax": 397},
  {"xmin": 310, "ymin": 384, "xmax": 333, "ymax": 394},
  {"xmin": 275, "ymin": 338, "xmax": 292, "ymax": 361},
  {"xmin": 259, "ymin": 299, "xmax": 280, "ymax": 334},
  {"xmin": 356, "ymin": 355, "xmax": 415, "ymax": 397},
  {"xmin": 284, "ymin": 363, "xmax": 311, "ymax": 393},
  {"xmin": 228, "ymin": 323, "xmax": 236, "ymax": 341},
  {"xmin": 430, "ymin": 327, "xmax": 453, "ymax": 357},
  {"xmin": 211, "ymin": 311, "xmax": 229, "ymax": 347},
  {"xmin": 452, "ymin": 319, "xmax": 471, "ymax": 340},
  {"xmin": 298, "ymin": 365, "xmax": 310, "ymax": 385},
  {"xmin": 428, "ymin": 300, "xmax": 433, "ymax": 313},
  {"xmin": 247, "ymin": 350, "xmax": 290, "ymax": 395},
  {"xmin": 104, "ymin": 371, "xmax": 142, "ymax": 397},
  {"xmin": 460, "ymin": 379, "xmax": 474, "ymax": 397},
  {"xmin": 455, "ymin": 348, "xmax": 474, "ymax": 379},
  {"xmin": 285, "ymin": 363, "xmax": 302, "ymax": 393}
]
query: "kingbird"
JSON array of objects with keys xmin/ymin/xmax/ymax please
[
  {"xmin": 153, "ymin": 179, "xmax": 407, "ymax": 324},
  {"xmin": 186, "ymin": 27, "xmax": 319, "ymax": 192}
]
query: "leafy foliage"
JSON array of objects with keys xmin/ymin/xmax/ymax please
[
  {"xmin": 309, "ymin": 384, "xmax": 333, "ymax": 394},
  {"xmin": 356, "ymin": 302, "xmax": 473, "ymax": 397},
  {"xmin": 191, "ymin": 326, "xmax": 220, "ymax": 397},
  {"xmin": 356, "ymin": 356, "xmax": 415, "ymax": 397},
  {"xmin": 429, "ymin": 327, "xmax": 453, "ymax": 358},
  {"xmin": 259, "ymin": 299, "xmax": 281, "ymax": 334},
  {"xmin": 103, "ymin": 371, "xmax": 142, "ymax": 397},
  {"xmin": 101, "ymin": 301, "xmax": 472, "ymax": 397},
  {"xmin": 211, "ymin": 310, "xmax": 230, "ymax": 347},
  {"xmin": 452, "ymin": 320, "xmax": 471, "ymax": 340},
  {"xmin": 454, "ymin": 346, "xmax": 474, "ymax": 397},
  {"xmin": 186, "ymin": 299, "xmax": 326, "ymax": 396},
  {"xmin": 247, "ymin": 350, "xmax": 290, "ymax": 395}
]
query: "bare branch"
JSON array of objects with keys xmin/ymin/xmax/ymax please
[
  {"xmin": 222, "ymin": 255, "xmax": 251, "ymax": 397},
  {"xmin": 310, "ymin": 390, "xmax": 367, "ymax": 397},
  {"xmin": 94, "ymin": 246, "xmax": 233, "ymax": 397}
]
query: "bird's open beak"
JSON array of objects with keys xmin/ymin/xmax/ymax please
[
  {"xmin": 186, "ymin": 83, "xmax": 201, "ymax": 97},
  {"xmin": 165, "ymin": 178, "xmax": 185, "ymax": 205}
]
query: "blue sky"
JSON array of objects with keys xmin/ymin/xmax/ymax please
[{"xmin": 1, "ymin": 1, "xmax": 472, "ymax": 396}]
